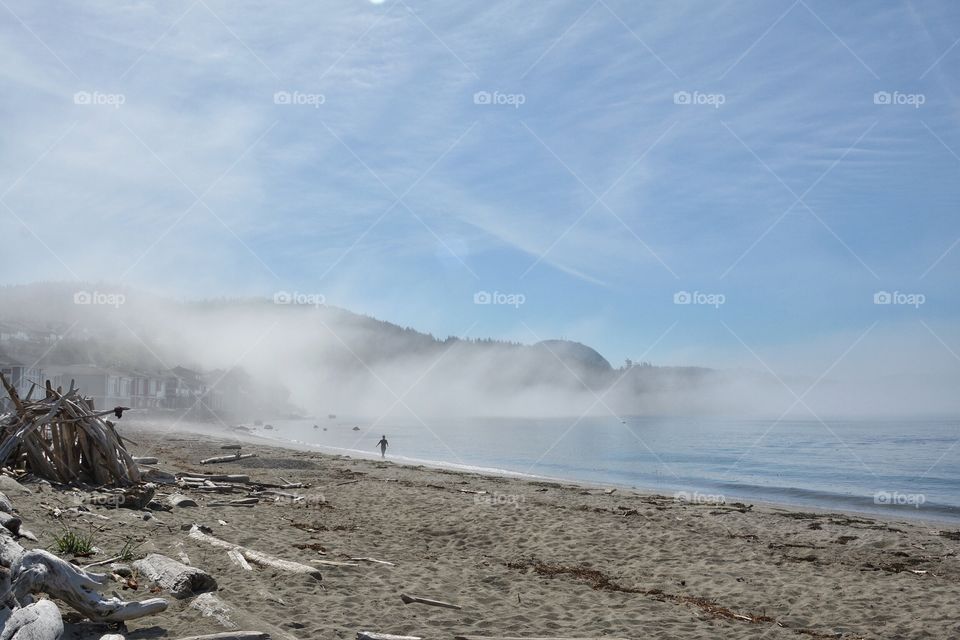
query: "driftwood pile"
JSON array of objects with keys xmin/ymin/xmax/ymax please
[{"xmin": 0, "ymin": 374, "xmax": 140, "ymax": 486}]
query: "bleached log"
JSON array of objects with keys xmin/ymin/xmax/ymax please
[
  {"xmin": 0, "ymin": 512, "xmax": 22, "ymax": 535},
  {"xmin": 174, "ymin": 633, "xmax": 268, "ymax": 640},
  {"xmin": 10, "ymin": 549, "xmax": 168, "ymax": 621},
  {"xmin": 399, "ymin": 593, "xmax": 461, "ymax": 610},
  {"xmin": 207, "ymin": 498, "xmax": 258, "ymax": 507},
  {"xmin": 0, "ymin": 492, "xmax": 14, "ymax": 514},
  {"xmin": 190, "ymin": 593, "xmax": 235, "ymax": 629},
  {"xmin": 357, "ymin": 633, "xmax": 421, "ymax": 640},
  {"xmin": 200, "ymin": 454, "xmax": 257, "ymax": 465},
  {"xmin": 98, "ymin": 635, "xmax": 125, "ymax": 640},
  {"xmin": 187, "ymin": 526, "xmax": 321, "ymax": 580},
  {"xmin": 132, "ymin": 553, "xmax": 217, "ymax": 598},
  {"xmin": 349, "ymin": 557, "xmax": 394, "ymax": 566},
  {"xmin": 167, "ymin": 494, "xmax": 198, "ymax": 508},
  {"xmin": 180, "ymin": 475, "xmax": 250, "ymax": 484},
  {"xmin": 0, "ymin": 599, "xmax": 64, "ymax": 640},
  {"xmin": 454, "ymin": 637, "xmax": 629, "ymax": 640},
  {"xmin": 309, "ymin": 560, "xmax": 358, "ymax": 567},
  {"xmin": 226, "ymin": 549, "xmax": 251, "ymax": 571}
]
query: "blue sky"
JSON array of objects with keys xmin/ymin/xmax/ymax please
[{"xmin": 1, "ymin": 0, "xmax": 959, "ymax": 377}]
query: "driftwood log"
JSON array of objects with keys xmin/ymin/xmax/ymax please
[
  {"xmin": 175, "ymin": 633, "xmax": 269, "ymax": 640},
  {"xmin": 399, "ymin": 593, "xmax": 461, "ymax": 610},
  {"xmin": 0, "ymin": 599, "xmax": 63, "ymax": 640},
  {"xmin": 357, "ymin": 633, "xmax": 422, "ymax": 640},
  {"xmin": 187, "ymin": 527, "xmax": 321, "ymax": 580},
  {"xmin": 200, "ymin": 454, "xmax": 257, "ymax": 465},
  {"xmin": 132, "ymin": 554, "xmax": 217, "ymax": 599}
]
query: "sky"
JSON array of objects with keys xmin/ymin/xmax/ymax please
[{"xmin": 1, "ymin": 0, "xmax": 959, "ymax": 383}]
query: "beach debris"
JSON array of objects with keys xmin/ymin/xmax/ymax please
[
  {"xmin": 0, "ymin": 491, "xmax": 15, "ymax": 514},
  {"xmin": 357, "ymin": 633, "xmax": 422, "ymax": 640},
  {"xmin": 399, "ymin": 593, "xmax": 462, "ymax": 610},
  {"xmin": 506, "ymin": 558, "xmax": 776, "ymax": 625},
  {"xmin": 220, "ymin": 445, "xmax": 243, "ymax": 450},
  {"xmin": 226, "ymin": 549, "xmax": 252, "ymax": 571},
  {"xmin": 0, "ymin": 511, "xmax": 22, "ymax": 535},
  {"xmin": 207, "ymin": 498, "xmax": 259, "ymax": 508},
  {"xmin": 187, "ymin": 525, "xmax": 322, "ymax": 580},
  {"xmin": 0, "ymin": 599, "xmax": 64, "ymax": 640},
  {"xmin": 458, "ymin": 489, "xmax": 487, "ymax": 495},
  {"xmin": 180, "ymin": 475, "xmax": 251, "ymax": 484},
  {"xmin": 200, "ymin": 453, "xmax": 258, "ymax": 465},
  {"xmin": 309, "ymin": 559, "xmax": 359, "ymax": 567},
  {"xmin": 349, "ymin": 557, "xmax": 395, "ymax": 566},
  {"xmin": 190, "ymin": 593, "xmax": 237, "ymax": 629},
  {"xmin": 142, "ymin": 468, "xmax": 177, "ymax": 485},
  {"xmin": 174, "ymin": 633, "xmax": 270, "ymax": 640},
  {"xmin": 133, "ymin": 553, "xmax": 218, "ymax": 598},
  {"xmin": 454, "ymin": 637, "xmax": 628, "ymax": 640},
  {"xmin": 0, "ymin": 375, "xmax": 141, "ymax": 486},
  {"xmin": 87, "ymin": 484, "xmax": 157, "ymax": 510},
  {"xmin": 168, "ymin": 494, "xmax": 199, "ymax": 508},
  {"xmin": 0, "ymin": 526, "xmax": 168, "ymax": 622},
  {"xmin": 132, "ymin": 456, "xmax": 159, "ymax": 465}
]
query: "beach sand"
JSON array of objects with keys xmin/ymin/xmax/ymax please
[{"xmin": 15, "ymin": 423, "xmax": 960, "ymax": 640}]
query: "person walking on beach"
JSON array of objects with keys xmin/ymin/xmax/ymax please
[{"xmin": 376, "ymin": 435, "xmax": 389, "ymax": 458}]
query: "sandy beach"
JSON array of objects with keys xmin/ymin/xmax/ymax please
[{"xmin": 14, "ymin": 422, "xmax": 960, "ymax": 640}]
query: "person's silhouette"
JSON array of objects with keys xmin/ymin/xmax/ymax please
[{"xmin": 376, "ymin": 435, "xmax": 389, "ymax": 458}]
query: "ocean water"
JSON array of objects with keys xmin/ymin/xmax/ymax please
[{"xmin": 255, "ymin": 415, "xmax": 960, "ymax": 523}]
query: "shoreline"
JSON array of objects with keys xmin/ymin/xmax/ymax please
[{"xmin": 159, "ymin": 419, "xmax": 960, "ymax": 527}]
